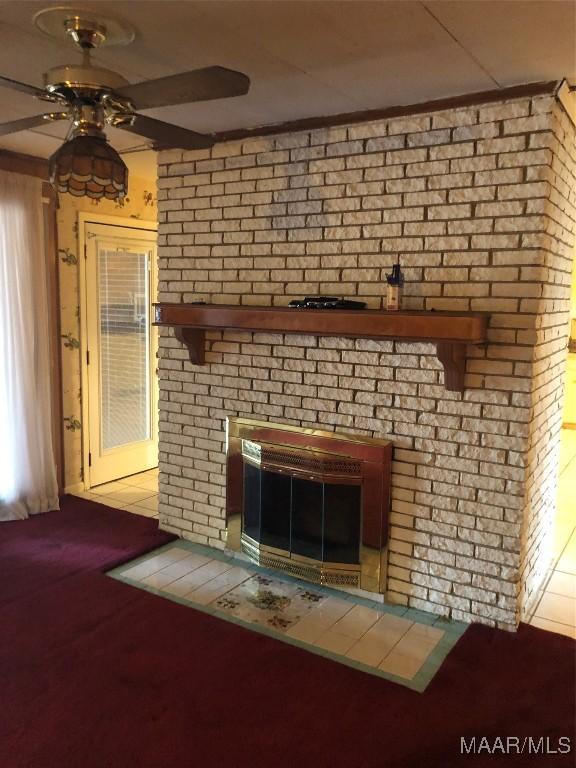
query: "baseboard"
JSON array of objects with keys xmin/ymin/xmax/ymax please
[{"xmin": 64, "ymin": 482, "xmax": 85, "ymax": 495}]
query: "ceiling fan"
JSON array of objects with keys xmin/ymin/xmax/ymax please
[{"xmin": 0, "ymin": 7, "xmax": 250, "ymax": 198}]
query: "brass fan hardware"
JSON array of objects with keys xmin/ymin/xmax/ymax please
[
  {"xmin": 0, "ymin": 7, "xmax": 250, "ymax": 199},
  {"xmin": 63, "ymin": 17, "xmax": 108, "ymax": 49},
  {"xmin": 33, "ymin": 7, "xmax": 136, "ymax": 48}
]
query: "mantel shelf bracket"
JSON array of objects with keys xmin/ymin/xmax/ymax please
[
  {"xmin": 436, "ymin": 342, "xmax": 467, "ymax": 393},
  {"xmin": 173, "ymin": 327, "xmax": 206, "ymax": 365}
]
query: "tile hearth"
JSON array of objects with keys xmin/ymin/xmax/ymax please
[{"xmin": 108, "ymin": 541, "xmax": 466, "ymax": 692}]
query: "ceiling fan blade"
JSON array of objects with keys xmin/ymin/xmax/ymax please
[
  {"xmin": 0, "ymin": 113, "xmax": 64, "ymax": 137},
  {"xmin": 0, "ymin": 74, "xmax": 46, "ymax": 99},
  {"xmin": 117, "ymin": 114, "xmax": 214, "ymax": 150},
  {"xmin": 115, "ymin": 66, "xmax": 250, "ymax": 110}
]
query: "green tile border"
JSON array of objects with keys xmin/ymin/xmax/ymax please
[{"xmin": 107, "ymin": 540, "xmax": 467, "ymax": 693}]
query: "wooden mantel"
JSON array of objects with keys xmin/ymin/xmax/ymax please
[{"xmin": 154, "ymin": 303, "xmax": 489, "ymax": 393}]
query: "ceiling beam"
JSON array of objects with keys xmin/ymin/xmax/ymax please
[
  {"xmin": 215, "ymin": 80, "xmax": 559, "ymax": 143},
  {"xmin": 0, "ymin": 148, "xmax": 49, "ymax": 180}
]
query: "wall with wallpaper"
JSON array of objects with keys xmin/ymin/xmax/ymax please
[{"xmin": 57, "ymin": 152, "xmax": 157, "ymax": 490}]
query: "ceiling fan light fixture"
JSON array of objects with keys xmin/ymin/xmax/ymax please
[
  {"xmin": 0, "ymin": 14, "xmax": 249, "ymax": 164},
  {"xmin": 49, "ymin": 133, "xmax": 128, "ymax": 200}
]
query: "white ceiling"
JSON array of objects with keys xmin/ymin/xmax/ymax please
[{"xmin": 0, "ymin": 0, "xmax": 574, "ymax": 159}]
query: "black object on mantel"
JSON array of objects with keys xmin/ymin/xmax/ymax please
[{"xmin": 288, "ymin": 296, "xmax": 366, "ymax": 310}]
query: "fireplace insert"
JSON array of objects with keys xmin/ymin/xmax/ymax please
[{"xmin": 226, "ymin": 418, "xmax": 392, "ymax": 593}]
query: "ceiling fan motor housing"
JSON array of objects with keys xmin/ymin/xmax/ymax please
[{"xmin": 44, "ymin": 64, "xmax": 130, "ymax": 94}]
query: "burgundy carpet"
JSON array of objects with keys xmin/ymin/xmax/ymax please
[{"xmin": 0, "ymin": 496, "xmax": 574, "ymax": 768}]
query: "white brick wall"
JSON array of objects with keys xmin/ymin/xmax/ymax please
[
  {"xmin": 156, "ymin": 92, "xmax": 576, "ymax": 631},
  {"xmin": 519, "ymin": 103, "xmax": 576, "ymax": 618}
]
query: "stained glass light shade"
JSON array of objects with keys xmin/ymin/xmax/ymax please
[{"xmin": 49, "ymin": 134, "xmax": 128, "ymax": 200}]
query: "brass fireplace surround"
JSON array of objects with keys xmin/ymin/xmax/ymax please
[{"xmin": 226, "ymin": 418, "xmax": 392, "ymax": 594}]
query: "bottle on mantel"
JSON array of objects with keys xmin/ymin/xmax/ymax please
[{"xmin": 385, "ymin": 258, "xmax": 404, "ymax": 311}]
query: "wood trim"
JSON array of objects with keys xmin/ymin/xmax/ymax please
[
  {"xmin": 42, "ymin": 182, "xmax": 64, "ymax": 492},
  {"xmin": 0, "ymin": 149, "xmax": 49, "ymax": 180},
  {"xmin": 555, "ymin": 79, "xmax": 576, "ymax": 129},
  {"xmin": 155, "ymin": 303, "xmax": 489, "ymax": 393},
  {"xmin": 79, "ymin": 218, "xmax": 159, "ymax": 488},
  {"xmin": 77, "ymin": 211, "xmax": 158, "ymax": 232},
  {"xmin": 215, "ymin": 80, "xmax": 559, "ymax": 143},
  {"xmin": 155, "ymin": 303, "xmax": 488, "ymax": 343}
]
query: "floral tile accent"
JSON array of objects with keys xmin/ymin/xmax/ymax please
[
  {"xmin": 214, "ymin": 574, "xmax": 327, "ymax": 632},
  {"xmin": 215, "ymin": 596, "xmax": 241, "ymax": 610},
  {"xmin": 297, "ymin": 588, "xmax": 325, "ymax": 603},
  {"xmin": 267, "ymin": 615, "xmax": 292, "ymax": 630},
  {"xmin": 247, "ymin": 589, "xmax": 291, "ymax": 612}
]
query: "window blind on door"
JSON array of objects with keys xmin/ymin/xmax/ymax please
[{"xmin": 98, "ymin": 247, "xmax": 151, "ymax": 451}]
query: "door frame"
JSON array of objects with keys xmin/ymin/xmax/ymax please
[
  {"xmin": 78, "ymin": 212, "xmax": 158, "ymax": 489},
  {"xmin": 43, "ymin": 184, "xmax": 64, "ymax": 492}
]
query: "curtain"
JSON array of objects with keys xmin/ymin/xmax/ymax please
[{"xmin": 0, "ymin": 170, "xmax": 59, "ymax": 521}]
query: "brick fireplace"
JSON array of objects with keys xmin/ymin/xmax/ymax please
[{"xmin": 155, "ymin": 84, "xmax": 576, "ymax": 631}]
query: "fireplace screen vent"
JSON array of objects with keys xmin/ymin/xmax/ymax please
[
  {"xmin": 226, "ymin": 419, "xmax": 392, "ymax": 594},
  {"xmin": 242, "ymin": 537, "xmax": 361, "ymax": 588},
  {"xmin": 249, "ymin": 441, "xmax": 363, "ymax": 479}
]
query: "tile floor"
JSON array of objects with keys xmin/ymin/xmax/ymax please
[
  {"xmin": 528, "ymin": 428, "xmax": 576, "ymax": 639},
  {"xmin": 109, "ymin": 540, "xmax": 465, "ymax": 692},
  {"xmin": 75, "ymin": 468, "xmax": 159, "ymax": 519}
]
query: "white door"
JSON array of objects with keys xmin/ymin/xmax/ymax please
[{"xmin": 84, "ymin": 222, "xmax": 158, "ymax": 486}]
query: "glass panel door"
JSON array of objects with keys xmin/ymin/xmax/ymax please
[{"xmin": 85, "ymin": 223, "xmax": 158, "ymax": 486}]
